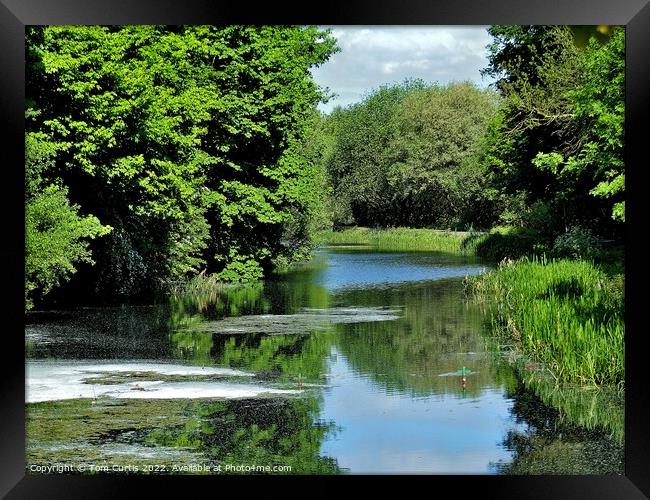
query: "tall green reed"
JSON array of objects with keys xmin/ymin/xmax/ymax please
[{"xmin": 466, "ymin": 256, "xmax": 624, "ymax": 388}]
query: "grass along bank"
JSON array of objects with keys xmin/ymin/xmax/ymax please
[
  {"xmin": 317, "ymin": 227, "xmax": 487, "ymax": 254},
  {"xmin": 465, "ymin": 257, "xmax": 624, "ymax": 388},
  {"xmin": 317, "ymin": 226, "xmax": 550, "ymax": 260}
]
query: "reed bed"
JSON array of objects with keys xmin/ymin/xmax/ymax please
[{"xmin": 466, "ymin": 256, "xmax": 624, "ymax": 388}]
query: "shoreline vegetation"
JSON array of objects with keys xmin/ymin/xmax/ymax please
[
  {"xmin": 465, "ymin": 256, "xmax": 624, "ymax": 388},
  {"xmin": 466, "ymin": 255, "xmax": 624, "ymax": 444},
  {"xmin": 317, "ymin": 225, "xmax": 553, "ymax": 259},
  {"xmin": 317, "ymin": 227, "xmax": 484, "ymax": 254}
]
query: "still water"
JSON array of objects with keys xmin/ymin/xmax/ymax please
[{"xmin": 25, "ymin": 247, "xmax": 623, "ymax": 474}]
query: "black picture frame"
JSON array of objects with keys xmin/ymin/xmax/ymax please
[{"xmin": 2, "ymin": 1, "xmax": 648, "ymax": 497}]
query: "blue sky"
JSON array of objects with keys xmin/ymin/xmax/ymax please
[{"xmin": 310, "ymin": 26, "xmax": 496, "ymax": 113}]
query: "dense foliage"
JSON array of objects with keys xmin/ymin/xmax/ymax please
[
  {"xmin": 480, "ymin": 25, "xmax": 625, "ymax": 235},
  {"xmin": 25, "ymin": 25, "xmax": 625, "ymax": 309},
  {"xmin": 318, "ymin": 80, "xmax": 499, "ymax": 229},
  {"xmin": 26, "ymin": 25, "xmax": 337, "ymax": 307},
  {"xmin": 25, "ymin": 133, "xmax": 112, "ymax": 309},
  {"xmin": 316, "ymin": 25, "xmax": 625, "ymax": 245}
]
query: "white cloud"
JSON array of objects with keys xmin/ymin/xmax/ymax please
[{"xmin": 310, "ymin": 26, "xmax": 495, "ymax": 113}]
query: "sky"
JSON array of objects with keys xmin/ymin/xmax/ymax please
[{"xmin": 310, "ymin": 26, "xmax": 496, "ymax": 113}]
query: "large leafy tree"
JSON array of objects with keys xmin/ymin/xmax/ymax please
[
  {"xmin": 324, "ymin": 81, "xmax": 424, "ymax": 227},
  {"xmin": 26, "ymin": 25, "xmax": 337, "ymax": 304},
  {"xmin": 481, "ymin": 25, "xmax": 625, "ymax": 235},
  {"xmin": 387, "ymin": 82, "xmax": 499, "ymax": 228},
  {"xmin": 318, "ymin": 80, "xmax": 498, "ymax": 229},
  {"xmin": 534, "ymin": 27, "xmax": 625, "ymax": 223},
  {"xmin": 480, "ymin": 26, "xmax": 583, "ymax": 229},
  {"xmin": 25, "ymin": 132, "xmax": 111, "ymax": 309}
]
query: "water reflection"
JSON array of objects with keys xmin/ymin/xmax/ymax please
[
  {"xmin": 319, "ymin": 349, "xmax": 516, "ymax": 473},
  {"xmin": 25, "ymin": 248, "xmax": 622, "ymax": 474},
  {"xmin": 26, "ymin": 306, "xmax": 174, "ymax": 359},
  {"xmin": 490, "ymin": 380, "xmax": 624, "ymax": 475},
  {"xmin": 332, "ymin": 279, "xmax": 498, "ymax": 397},
  {"xmin": 27, "ymin": 396, "xmax": 342, "ymax": 474},
  {"xmin": 143, "ymin": 397, "xmax": 342, "ymax": 474}
]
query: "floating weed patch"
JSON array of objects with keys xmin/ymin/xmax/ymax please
[
  {"xmin": 26, "ymin": 398, "xmax": 214, "ymax": 472},
  {"xmin": 179, "ymin": 306, "xmax": 403, "ymax": 335}
]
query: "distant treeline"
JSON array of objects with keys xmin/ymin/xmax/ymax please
[{"xmin": 315, "ymin": 25, "xmax": 624, "ymax": 238}]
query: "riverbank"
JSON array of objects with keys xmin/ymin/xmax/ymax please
[
  {"xmin": 317, "ymin": 226, "xmax": 551, "ymax": 260},
  {"xmin": 465, "ymin": 256, "xmax": 624, "ymax": 444},
  {"xmin": 318, "ymin": 227, "xmax": 484, "ymax": 254},
  {"xmin": 465, "ymin": 257, "xmax": 624, "ymax": 388}
]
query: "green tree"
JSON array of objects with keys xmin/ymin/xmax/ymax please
[
  {"xmin": 324, "ymin": 80, "xmax": 425, "ymax": 227},
  {"xmin": 387, "ymin": 82, "xmax": 499, "ymax": 228},
  {"xmin": 319, "ymin": 80, "xmax": 498, "ymax": 228},
  {"xmin": 481, "ymin": 25, "xmax": 625, "ymax": 236},
  {"xmin": 533, "ymin": 28, "xmax": 625, "ymax": 222},
  {"xmin": 26, "ymin": 25, "xmax": 338, "ymax": 303},
  {"xmin": 481, "ymin": 26, "xmax": 583, "ymax": 232},
  {"xmin": 25, "ymin": 132, "xmax": 111, "ymax": 310}
]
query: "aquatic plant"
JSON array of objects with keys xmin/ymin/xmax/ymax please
[{"xmin": 466, "ymin": 256, "xmax": 624, "ymax": 388}]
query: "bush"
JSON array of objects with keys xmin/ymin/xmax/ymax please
[
  {"xmin": 25, "ymin": 185, "xmax": 112, "ymax": 309},
  {"xmin": 552, "ymin": 226, "xmax": 602, "ymax": 260},
  {"xmin": 473, "ymin": 226, "xmax": 549, "ymax": 261}
]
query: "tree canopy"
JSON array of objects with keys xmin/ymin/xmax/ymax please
[
  {"xmin": 480, "ymin": 25, "xmax": 625, "ymax": 234},
  {"xmin": 25, "ymin": 24, "xmax": 625, "ymax": 309},
  {"xmin": 313, "ymin": 25, "xmax": 625, "ymax": 240},
  {"xmin": 318, "ymin": 80, "xmax": 500, "ymax": 229},
  {"xmin": 26, "ymin": 25, "xmax": 338, "ymax": 307}
]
